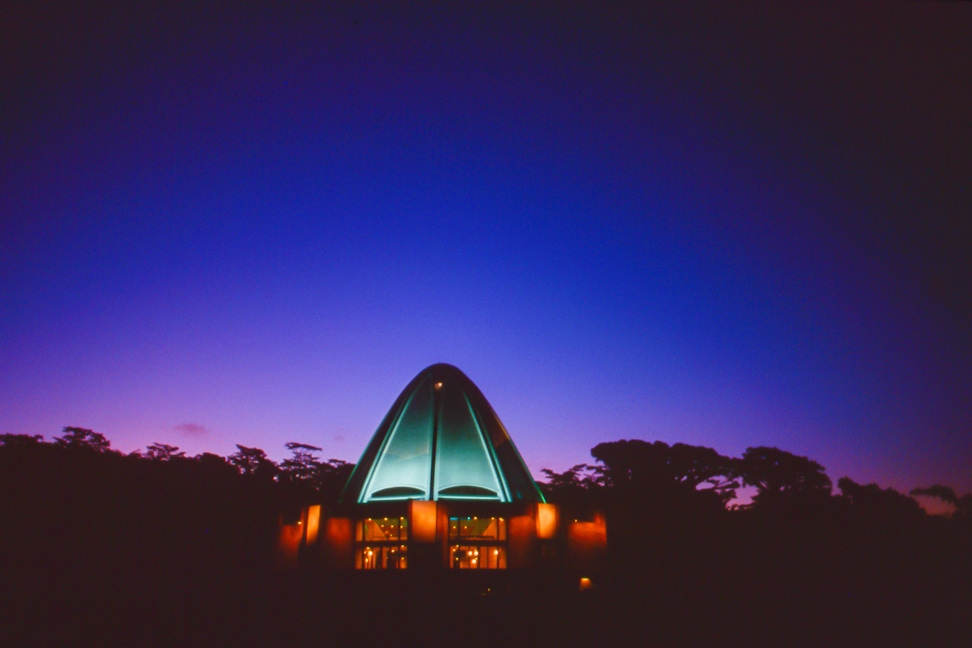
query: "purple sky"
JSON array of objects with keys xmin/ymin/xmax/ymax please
[{"xmin": 3, "ymin": 2, "xmax": 970, "ymax": 497}]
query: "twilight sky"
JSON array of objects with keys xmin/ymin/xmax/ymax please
[{"xmin": 3, "ymin": 2, "xmax": 970, "ymax": 497}]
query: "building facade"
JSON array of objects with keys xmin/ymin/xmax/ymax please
[{"xmin": 280, "ymin": 364, "xmax": 605, "ymax": 576}]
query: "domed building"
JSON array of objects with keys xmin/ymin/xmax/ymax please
[
  {"xmin": 281, "ymin": 364, "xmax": 605, "ymax": 576},
  {"xmin": 341, "ymin": 363, "xmax": 544, "ymax": 508}
]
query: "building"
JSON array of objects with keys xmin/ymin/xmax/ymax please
[{"xmin": 280, "ymin": 363, "xmax": 605, "ymax": 578}]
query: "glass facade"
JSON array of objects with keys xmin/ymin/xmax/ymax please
[
  {"xmin": 449, "ymin": 516, "xmax": 507, "ymax": 570},
  {"xmin": 355, "ymin": 517, "xmax": 408, "ymax": 570},
  {"xmin": 339, "ymin": 365, "xmax": 544, "ymax": 572},
  {"xmin": 360, "ymin": 390, "xmax": 433, "ymax": 501},
  {"xmin": 357, "ymin": 545, "xmax": 407, "ymax": 570},
  {"xmin": 451, "ymin": 545, "xmax": 506, "ymax": 569},
  {"xmin": 340, "ymin": 364, "xmax": 546, "ymax": 506}
]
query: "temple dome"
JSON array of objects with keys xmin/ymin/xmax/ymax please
[{"xmin": 340, "ymin": 364, "xmax": 545, "ymax": 505}]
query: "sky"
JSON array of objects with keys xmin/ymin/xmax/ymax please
[{"xmin": 3, "ymin": 1, "xmax": 971, "ymax": 498}]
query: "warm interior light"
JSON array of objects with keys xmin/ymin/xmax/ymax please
[
  {"xmin": 305, "ymin": 505, "xmax": 321, "ymax": 545},
  {"xmin": 275, "ymin": 523, "xmax": 302, "ymax": 570},
  {"xmin": 566, "ymin": 515, "xmax": 608, "ymax": 570},
  {"xmin": 536, "ymin": 503, "xmax": 558, "ymax": 539},
  {"xmin": 410, "ymin": 500, "xmax": 437, "ymax": 542}
]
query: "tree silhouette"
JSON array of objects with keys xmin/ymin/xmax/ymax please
[
  {"xmin": 590, "ymin": 439, "xmax": 738, "ymax": 507},
  {"xmin": 839, "ymin": 477, "xmax": 924, "ymax": 522},
  {"xmin": 3, "ymin": 425, "xmax": 971, "ymax": 644},
  {"xmin": 54, "ymin": 426, "xmax": 112, "ymax": 453},
  {"xmin": 314, "ymin": 458, "xmax": 355, "ymax": 504},
  {"xmin": 540, "ymin": 463, "xmax": 600, "ymax": 518},
  {"xmin": 911, "ymin": 484, "xmax": 972, "ymax": 522},
  {"xmin": 145, "ymin": 442, "xmax": 186, "ymax": 461},
  {"xmin": 738, "ymin": 446, "xmax": 832, "ymax": 508},
  {"xmin": 541, "ymin": 463, "xmax": 599, "ymax": 495},
  {"xmin": 228, "ymin": 444, "xmax": 278, "ymax": 479},
  {"xmin": 0, "ymin": 433, "xmax": 44, "ymax": 447},
  {"xmin": 668, "ymin": 442, "xmax": 740, "ymax": 504},
  {"xmin": 278, "ymin": 442, "xmax": 355, "ymax": 504},
  {"xmin": 281, "ymin": 442, "xmax": 323, "ymax": 483}
]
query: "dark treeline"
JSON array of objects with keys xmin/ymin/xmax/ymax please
[
  {"xmin": 540, "ymin": 439, "xmax": 972, "ymax": 645},
  {"xmin": 0, "ymin": 428, "xmax": 352, "ymax": 646},
  {"xmin": 2, "ymin": 430, "xmax": 970, "ymax": 645}
]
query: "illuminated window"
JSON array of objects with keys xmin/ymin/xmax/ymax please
[
  {"xmin": 356, "ymin": 545, "xmax": 407, "ymax": 570},
  {"xmin": 448, "ymin": 516, "xmax": 506, "ymax": 541},
  {"xmin": 451, "ymin": 545, "xmax": 506, "ymax": 570},
  {"xmin": 448, "ymin": 517, "xmax": 506, "ymax": 569},
  {"xmin": 354, "ymin": 517, "xmax": 408, "ymax": 569},
  {"xmin": 356, "ymin": 517, "xmax": 408, "ymax": 542}
]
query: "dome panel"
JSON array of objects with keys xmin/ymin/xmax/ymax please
[
  {"xmin": 434, "ymin": 385, "xmax": 505, "ymax": 500},
  {"xmin": 340, "ymin": 364, "xmax": 545, "ymax": 505},
  {"xmin": 360, "ymin": 382, "xmax": 433, "ymax": 501}
]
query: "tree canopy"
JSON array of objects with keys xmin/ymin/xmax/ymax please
[
  {"xmin": 737, "ymin": 446, "xmax": 832, "ymax": 508},
  {"xmin": 589, "ymin": 439, "xmax": 739, "ymax": 511},
  {"xmin": 54, "ymin": 427, "xmax": 112, "ymax": 453}
]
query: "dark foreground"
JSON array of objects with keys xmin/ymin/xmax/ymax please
[
  {"xmin": 2, "ymin": 437, "xmax": 969, "ymax": 646},
  {"xmin": 4, "ymin": 548, "xmax": 969, "ymax": 647}
]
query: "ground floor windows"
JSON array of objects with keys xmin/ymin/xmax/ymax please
[
  {"xmin": 448, "ymin": 516, "xmax": 506, "ymax": 569},
  {"xmin": 356, "ymin": 544, "xmax": 407, "ymax": 570},
  {"xmin": 355, "ymin": 517, "xmax": 408, "ymax": 570},
  {"xmin": 450, "ymin": 544, "xmax": 506, "ymax": 569},
  {"xmin": 350, "ymin": 514, "xmax": 510, "ymax": 570}
]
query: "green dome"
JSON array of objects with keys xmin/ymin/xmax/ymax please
[{"xmin": 340, "ymin": 364, "xmax": 545, "ymax": 505}]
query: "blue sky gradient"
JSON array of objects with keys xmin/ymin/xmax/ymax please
[{"xmin": 3, "ymin": 2, "xmax": 970, "ymax": 496}]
